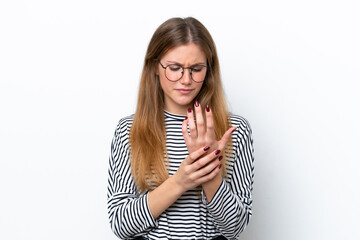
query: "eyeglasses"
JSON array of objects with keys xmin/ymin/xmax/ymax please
[{"xmin": 158, "ymin": 61, "xmax": 207, "ymax": 83}]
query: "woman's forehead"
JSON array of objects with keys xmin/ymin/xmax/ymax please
[{"xmin": 161, "ymin": 43, "xmax": 207, "ymax": 64}]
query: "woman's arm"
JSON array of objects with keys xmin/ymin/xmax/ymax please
[
  {"xmin": 107, "ymin": 118, "xmax": 157, "ymax": 239},
  {"xmin": 201, "ymin": 118, "xmax": 254, "ymax": 239},
  {"xmin": 182, "ymin": 104, "xmax": 254, "ymax": 239}
]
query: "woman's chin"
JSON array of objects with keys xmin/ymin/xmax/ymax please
[{"xmin": 176, "ymin": 99, "xmax": 194, "ymax": 108}]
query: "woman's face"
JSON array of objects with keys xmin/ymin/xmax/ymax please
[{"xmin": 158, "ymin": 43, "xmax": 207, "ymax": 115}]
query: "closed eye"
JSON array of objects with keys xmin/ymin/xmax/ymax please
[
  {"xmin": 168, "ymin": 64, "xmax": 182, "ymax": 71},
  {"xmin": 191, "ymin": 66, "xmax": 206, "ymax": 72}
]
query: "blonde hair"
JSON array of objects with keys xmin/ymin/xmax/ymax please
[{"xmin": 130, "ymin": 17, "xmax": 232, "ymax": 192}]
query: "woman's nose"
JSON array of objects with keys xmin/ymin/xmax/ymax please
[{"xmin": 179, "ymin": 69, "xmax": 192, "ymax": 85}]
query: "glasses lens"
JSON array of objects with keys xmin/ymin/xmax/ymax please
[
  {"xmin": 165, "ymin": 64, "xmax": 183, "ymax": 81},
  {"xmin": 191, "ymin": 66, "xmax": 207, "ymax": 82}
]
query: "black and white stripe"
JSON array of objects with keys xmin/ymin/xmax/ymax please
[{"xmin": 107, "ymin": 111, "xmax": 254, "ymax": 239}]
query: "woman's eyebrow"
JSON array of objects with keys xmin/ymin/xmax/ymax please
[
  {"xmin": 165, "ymin": 60, "xmax": 207, "ymax": 66},
  {"xmin": 165, "ymin": 60, "xmax": 182, "ymax": 65}
]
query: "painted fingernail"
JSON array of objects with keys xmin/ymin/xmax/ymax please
[
  {"xmin": 203, "ymin": 146, "xmax": 210, "ymax": 151},
  {"xmin": 218, "ymin": 156, "xmax": 223, "ymax": 161},
  {"xmin": 218, "ymin": 164, "xmax": 222, "ymax": 169},
  {"xmin": 206, "ymin": 105, "xmax": 210, "ymax": 112},
  {"xmin": 188, "ymin": 108, "xmax": 192, "ymax": 113},
  {"xmin": 195, "ymin": 100, "xmax": 199, "ymax": 107},
  {"xmin": 184, "ymin": 117, "xmax": 188, "ymax": 120},
  {"xmin": 215, "ymin": 149, "xmax": 221, "ymax": 155},
  {"xmin": 232, "ymin": 127, "xmax": 236, "ymax": 133}
]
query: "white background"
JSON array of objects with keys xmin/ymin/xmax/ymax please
[{"xmin": 1, "ymin": 0, "xmax": 359, "ymax": 239}]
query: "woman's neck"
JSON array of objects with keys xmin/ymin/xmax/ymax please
[{"xmin": 164, "ymin": 103, "xmax": 192, "ymax": 115}]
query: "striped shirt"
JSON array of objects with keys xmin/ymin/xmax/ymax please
[{"xmin": 107, "ymin": 110, "xmax": 254, "ymax": 240}]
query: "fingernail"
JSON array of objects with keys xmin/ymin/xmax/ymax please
[
  {"xmin": 195, "ymin": 100, "xmax": 199, "ymax": 107},
  {"xmin": 218, "ymin": 156, "xmax": 223, "ymax": 161},
  {"xmin": 218, "ymin": 164, "xmax": 222, "ymax": 169},
  {"xmin": 206, "ymin": 105, "xmax": 210, "ymax": 112},
  {"xmin": 188, "ymin": 108, "xmax": 192, "ymax": 113},
  {"xmin": 203, "ymin": 146, "xmax": 210, "ymax": 151},
  {"xmin": 232, "ymin": 127, "xmax": 236, "ymax": 133},
  {"xmin": 215, "ymin": 149, "xmax": 221, "ymax": 155}
]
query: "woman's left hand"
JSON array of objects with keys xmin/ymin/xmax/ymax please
[{"xmin": 182, "ymin": 101, "xmax": 235, "ymax": 161}]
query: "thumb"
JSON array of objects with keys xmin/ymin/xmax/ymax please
[{"xmin": 218, "ymin": 127, "xmax": 236, "ymax": 150}]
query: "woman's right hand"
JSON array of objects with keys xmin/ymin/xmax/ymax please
[
  {"xmin": 172, "ymin": 145, "xmax": 223, "ymax": 193},
  {"xmin": 148, "ymin": 146, "xmax": 222, "ymax": 219}
]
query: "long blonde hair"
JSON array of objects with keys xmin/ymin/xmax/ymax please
[{"xmin": 130, "ymin": 17, "xmax": 232, "ymax": 192}]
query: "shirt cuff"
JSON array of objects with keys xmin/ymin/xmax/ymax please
[
  {"xmin": 201, "ymin": 178, "xmax": 227, "ymax": 207},
  {"xmin": 144, "ymin": 193, "xmax": 159, "ymax": 228}
]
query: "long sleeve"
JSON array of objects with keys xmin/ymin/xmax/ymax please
[
  {"xmin": 107, "ymin": 118, "xmax": 157, "ymax": 239},
  {"xmin": 201, "ymin": 117, "xmax": 254, "ymax": 239}
]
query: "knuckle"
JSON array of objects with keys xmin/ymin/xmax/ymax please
[
  {"xmin": 188, "ymin": 174, "xmax": 194, "ymax": 181},
  {"xmin": 188, "ymin": 154, "xmax": 197, "ymax": 163},
  {"xmin": 189, "ymin": 125, "xmax": 196, "ymax": 132},
  {"xmin": 196, "ymin": 160, "xmax": 203, "ymax": 169},
  {"xmin": 207, "ymin": 124, "xmax": 214, "ymax": 129},
  {"xmin": 205, "ymin": 139, "xmax": 213, "ymax": 146},
  {"xmin": 197, "ymin": 121, "xmax": 204, "ymax": 127}
]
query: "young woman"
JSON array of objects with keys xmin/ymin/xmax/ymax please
[{"xmin": 107, "ymin": 17, "xmax": 254, "ymax": 240}]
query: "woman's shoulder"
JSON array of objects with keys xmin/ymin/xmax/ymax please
[
  {"xmin": 229, "ymin": 113, "xmax": 252, "ymax": 133},
  {"xmin": 117, "ymin": 114, "xmax": 134, "ymax": 124},
  {"xmin": 114, "ymin": 114, "xmax": 135, "ymax": 136}
]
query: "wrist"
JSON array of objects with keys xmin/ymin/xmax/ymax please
[
  {"xmin": 169, "ymin": 174, "xmax": 186, "ymax": 195},
  {"xmin": 202, "ymin": 174, "xmax": 222, "ymax": 203},
  {"xmin": 148, "ymin": 175, "xmax": 185, "ymax": 219}
]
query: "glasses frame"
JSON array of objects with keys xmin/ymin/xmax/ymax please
[{"xmin": 158, "ymin": 61, "xmax": 208, "ymax": 83}]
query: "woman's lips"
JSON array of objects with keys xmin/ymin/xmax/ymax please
[{"xmin": 176, "ymin": 89, "xmax": 194, "ymax": 94}]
